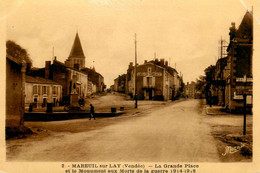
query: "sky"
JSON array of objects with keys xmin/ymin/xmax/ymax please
[{"xmin": 2, "ymin": 0, "xmax": 256, "ymax": 87}]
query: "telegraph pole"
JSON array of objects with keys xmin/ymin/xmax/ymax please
[
  {"xmin": 135, "ymin": 33, "xmax": 138, "ymax": 108},
  {"xmin": 243, "ymin": 75, "xmax": 247, "ymax": 135}
]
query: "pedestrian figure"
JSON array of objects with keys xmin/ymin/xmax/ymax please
[{"xmin": 89, "ymin": 104, "xmax": 95, "ymax": 120}]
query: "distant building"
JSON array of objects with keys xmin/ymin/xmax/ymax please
[
  {"xmin": 81, "ymin": 67, "xmax": 105, "ymax": 93},
  {"xmin": 6, "ymin": 54, "xmax": 27, "ymax": 127},
  {"xmin": 87, "ymin": 80, "xmax": 97, "ymax": 96},
  {"xmin": 114, "ymin": 74, "xmax": 126, "ymax": 93},
  {"xmin": 122, "ymin": 58, "xmax": 183, "ymax": 100},
  {"xmin": 184, "ymin": 81, "xmax": 196, "ymax": 98},
  {"xmin": 25, "ymin": 75, "xmax": 62, "ymax": 108}
]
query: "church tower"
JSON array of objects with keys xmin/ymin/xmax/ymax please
[{"xmin": 65, "ymin": 32, "xmax": 85, "ymax": 69}]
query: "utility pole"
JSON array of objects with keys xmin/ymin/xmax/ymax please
[
  {"xmin": 243, "ymin": 75, "xmax": 247, "ymax": 135},
  {"xmin": 135, "ymin": 33, "xmax": 138, "ymax": 108}
]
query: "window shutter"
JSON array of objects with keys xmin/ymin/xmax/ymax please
[
  {"xmin": 152, "ymin": 77, "xmax": 155, "ymax": 87},
  {"xmin": 38, "ymin": 85, "xmax": 41, "ymax": 95},
  {"xmin": 47, "ymin": 86, "xmax": 50, "ymax": 95},
  {"xmin": 143, "ymin": 77, "xmax": 147, "ymax": 87}
]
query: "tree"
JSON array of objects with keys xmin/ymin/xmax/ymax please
[
  {"xmin": 195, "ymin": 75, "xmax": 206, "ymax": 92},
  {"xmin": 6, "ymin": 40, "xmax": 32, "ymax": 69},
  {"xmin": 204, "ymin": 65, "xmax": 216, "ymax": 104}
]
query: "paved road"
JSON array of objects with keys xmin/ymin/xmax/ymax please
[{"xmin": 7, "ymin": 99, "xmax": 219, "ymax": 162}]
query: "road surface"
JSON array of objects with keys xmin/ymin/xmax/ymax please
[{"xmin": 7, "ymin": 99, "xmax": 219, "ymax": 162}]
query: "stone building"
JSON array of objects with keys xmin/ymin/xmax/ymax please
[
  {"xmin": 28, "ymin": 59, "xmax": 89, "ymax": 104},
  {"xmin": 81, "ymin": 67, "xmax": 105, "ymax": 93},
  {"xmin": 184, "ymin": 81, "xmax": 196, "ymax": 98},
  {"xmin": 25, "ymin": 75, "xmax": 62, "ymax": 108},
  {"xmin": 113, "ymin": 74, "xmax": 126, "ymax": 93},
  {"xmin": 224, "ymin": 11, "xmax": 253, "ymax": 112},
  {"xmin": 210, "ymin": 11, "xmax": 253, "ymax": 112},
  {"xmin": 123, "ymin": 59, "xmax": 183, "ymax": 100},
  {"xmin": 26, "ymin": 32, "xmax": 105, "ymax": 104},
  {"xmin": 6, "ymin": 54, "xmax": 26, "ymax": 127}
]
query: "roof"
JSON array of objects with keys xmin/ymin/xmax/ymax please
[
  {"xmin": 137, "ymin": 62, "xmax": 165, "ymax": 70},
  {"xmin": 6, "ymin": 54, "xmax": 25, "ymax": 65},
  {"xmin": 148, "ymin": 60, "xmax": 178, "ymax": 75},
  {"xmin": 68, "ymin": 32, "xmax": 85, "ymax": 59},
  {"xmin": 81, "ymin": 67, "xmax": 103, "ymax": 78},
  {"xmin": 53, "ymin": 59, "xmax": 88, "ymax": 75},
  {"xmin": 236, "ymin": 11, "xmax": 253, "ymax": 40},
  {"xmin": 26, "ymin": 75, "xmax": 60, "ymax": 85}
]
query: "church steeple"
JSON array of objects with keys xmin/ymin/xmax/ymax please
[
  {"xmin": 65, "ymin": 32, "xmax": 86, "ymax": 69},
  {"xmin": 69, "ymin": 32, "xmax": 85, "ymax": 58}
]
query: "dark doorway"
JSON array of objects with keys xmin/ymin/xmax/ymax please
[
  {"xmin": 43, "ymin": 98, "xmax": 47, "ymax": 107},
  {"xmin": 149, "ymin": 90, "xmax": 153, "ymax": 100},
  {"xmin": 33, "ymin": 98, "xmax": 37, "ymax": 108},
  {"xmin": 53, "ymin": 98, "xmax": 56, "ymax": 107}
]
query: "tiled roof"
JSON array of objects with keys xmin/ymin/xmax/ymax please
[
  {"xmin": 6, "ymin": 54, "xmax": 24, "ymax": 65},
  {"xmin": 26, "ymin": 75, "xmax": 59, "ymax": 85},
  {"xmin": 53, "ymin": 59, "xmax": 88, "ymax": 75},
  {"xmin": 236, "ymin": 11, "xmax": 253, "ymax": 40}
]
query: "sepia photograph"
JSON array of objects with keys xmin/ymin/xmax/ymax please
[{"xmin": 1, "ymin": 0, "xmax": 260, "ymax": 172}]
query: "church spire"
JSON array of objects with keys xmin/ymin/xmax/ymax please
[{"xmin": 68, "ymin": 32, "xmax": 85, "ymax": 59}]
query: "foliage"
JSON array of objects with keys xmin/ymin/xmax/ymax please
[
  {"xmin": 6, "ymin": 40, "xmax": 32, "ymax": 65},
  {"xmin": 204, "ymin": 65, "xmax": 215, "ymax": 83},
  {"xmin": 195, "ymin": 75, "xmax": 206, "ymax": 92}
]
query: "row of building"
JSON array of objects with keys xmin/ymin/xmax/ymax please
[
  {"xmin": 209, "ymin": 11, "xmax": 253, "ymax": 112},
  {"xmin": 6, "ymin": 32, "xmax": 105, "ymax": 127},
  {"xmin": 112, "ymin": 59, "xmax": 184, "ymax": 101}
]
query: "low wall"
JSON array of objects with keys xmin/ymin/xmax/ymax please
[{"xmin": 24, "ymin": 111, "xmax": 124, "ymax": 121}]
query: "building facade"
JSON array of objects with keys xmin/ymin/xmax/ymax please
[
  {"xmin": 6, "ymin": 55, "xmax": 26, "ymax": 127},
  {"xmin": 209, "ymin": 11, "xmax": 253, "ymax": 112},
  {"xmin": 123, "ymin": 59, "xmax": 183, "ymax": 101},
  {"xmin": 26, "ymin": 32, "xmax": 105, "ymax": 105},
  {"xmin": 225, "ymin": 11, "xmax": 253, "ymax": 112},
  {"xmin": 25, "ymin": 75, "xmax": 62, "ymax": 108},
  {"xmin": 184, "ymin": 81, "xmax": 196, "ymax": 98},
  {"xmin": 114, "ymin": 74, "xmax": 126, "ymax": 93},
  {"xmin": 81, "ymin": 67, "xmax": 105, "ymax": 93}
]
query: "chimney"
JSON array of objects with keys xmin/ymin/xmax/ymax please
[
  {"xmin": 144, "ymin": 60, "xmax": 147, "ymax": 63},
  {"xmin": 155, "ymin": 58, "xmax": 159, "ymax": 64},
  {"xmin": 45, "ymin": 61, "xmax": 51, "ymax": 79},
  {"xmin": 231, "ymin": 22, "xmax": 235, "ymax": 29},
  {"xmin": 54, "ymin": 56, "xmax": 57, "ymax": 61},
  {"xmin": 160, "ymin": 58, "xmax": 165, "ymax": 66},
  {"xmin": 229, "ymin": 22, "xmax": 236, "ymax": 41},
  {"xmin": 165, "ymin": 61, "xmax": 168, "ymax": 66}
]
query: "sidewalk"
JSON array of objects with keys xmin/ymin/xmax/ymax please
[{"xmin": 206, "ymin": 105, "xmax": 229, "ymax": 115}]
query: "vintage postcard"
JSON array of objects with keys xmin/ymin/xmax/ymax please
[{"xmin": 1, "ymin": 0, "xmax": 260, "ymax": 172}]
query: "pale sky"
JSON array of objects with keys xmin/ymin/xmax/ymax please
[{"xmin": 3, "ymin": 0, "xmax": 256, "ymax": 86}]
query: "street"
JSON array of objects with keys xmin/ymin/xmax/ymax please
[{"xmin": 7, "ymin": 99, "xmax": 220, "ymax": 162}]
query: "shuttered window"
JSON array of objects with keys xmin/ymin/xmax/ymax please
[
  {"xmin": 42, "ymin": 86, "xmax": 47, "ymax": 95},
  {"xmin": 33, "ymin": 85, "xmax": 38, "ymax": 94}
]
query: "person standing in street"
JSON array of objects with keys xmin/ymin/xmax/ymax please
[{"xmin": 89, "ymin": 104, "xmax": 95, "ymax": 120}]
